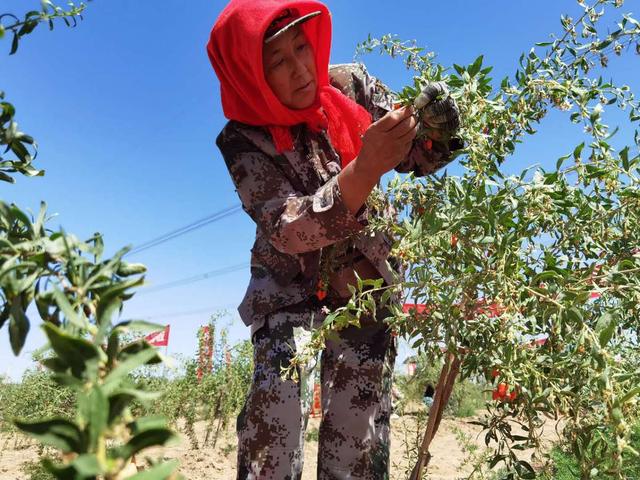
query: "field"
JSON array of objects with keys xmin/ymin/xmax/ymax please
[{"xmin": 0, "ymin": 409, "xmax": 562, "ymax": 480}]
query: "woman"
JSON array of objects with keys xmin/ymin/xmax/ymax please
[{"xmin": 207, "ymin": 1, "xmax": 461, "ymax": 478}]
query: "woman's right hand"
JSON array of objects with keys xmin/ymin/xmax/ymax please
[
  {"xmin": 338, "ymin": 106, "xmax": 418, "ymax": 216},
  {"xmin": 355, "ymin": 106, "xmax": 418, "ymax": 179}
]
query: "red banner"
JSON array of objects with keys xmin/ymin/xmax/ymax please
[
  {"xmin": 197, "ymin": 325, "xmax": 214, "ymax": 382},
  {"xmin": 144, "ymin": 325, "xmax": 170, "ymax": 347}
]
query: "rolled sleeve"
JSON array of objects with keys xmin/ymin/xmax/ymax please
[{"xmin": 217, "ymin": 125, "xmax": 369, "ymax": 256}]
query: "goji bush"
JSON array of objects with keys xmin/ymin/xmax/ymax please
[{"xmin": 1, "ymin": 3, "xmax": 183, "ymax": 479}]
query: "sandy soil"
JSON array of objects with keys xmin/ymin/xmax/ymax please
[{"xmin": 0, "ymin": 410, "xmax": 562, "ymax": 480}]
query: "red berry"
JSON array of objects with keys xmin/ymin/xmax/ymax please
[
  {"xmin": 497, "ymin": 383, "xmax": 508, "ymax": 398},
  {"xmin": 451, "ymin": 234, "xmax": 458, "ymax": 248},
  {"xmin": 316, "ymin": 279, "xmax": 327, "ymax": 300}
]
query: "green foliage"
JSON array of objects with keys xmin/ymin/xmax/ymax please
[
  {"xmin": 0, "ymin": 370, "xmax": 75, "ymax": 435},
  {"xmin": 542, "ymin": 422, "xmax": 640, "ymax": 479},
  {"xmin": 396, "ymin": 356, "xmax": 485, "ymax": 418},
  {"xmin": 0, "ymin": 1, "xmax": 90, "ymax": 56},
  {"xmin": 0, "ymin": 2, "xmax": 184, "ymax": 478},
  {"xmin": 21, "ymin": 459, "xmax": 58, "ymax": 480},
  {"xmin": 133, "ymin": 318, "xmax": 253, "ymax": 451},
  {"xmin": 449, "ymin": 380, "xmax": 485, "ymax": 418},
  {"xmin": 0, "ymin": 2, "xmax": 90, "ymax": 184}
]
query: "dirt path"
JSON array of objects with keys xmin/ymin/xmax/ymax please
[{"xmin": 0, "ymin": 412, "xmax": 562, "ymax": 479}]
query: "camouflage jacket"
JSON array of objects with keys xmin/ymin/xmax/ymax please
[{"xmin": 216, "ymin": 63, "xmax": 460, "ymax": 334}]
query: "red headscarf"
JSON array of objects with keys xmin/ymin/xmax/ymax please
[{"xmin": 206, "ymin": 0, "xmax": 372, "ymax": 168}]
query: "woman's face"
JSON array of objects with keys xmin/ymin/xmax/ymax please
[{"xmin": 262, "ymin": 25, "xmax": 318, "ymax": 110}]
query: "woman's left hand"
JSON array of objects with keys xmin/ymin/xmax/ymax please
[{"xmin": 414, "ymin": 81, "xmax": 460, "ymax": 143}]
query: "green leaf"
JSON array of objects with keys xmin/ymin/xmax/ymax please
[
  {"xmin": 620, "ymin": 146, "xmax": 630, "ymax": 171},
  {"xmin": 71, "ymin": 454, "xmax": 103, "ymax": 477},
  {"xmin": 116, "ymin": 262, "xmax": 147, "ymax": 276},
  {"xmin": 18, "ymin": 19, "xmax": 38, "ymax": 36},
  {"xmin": 515, "ymin": 459, "xmax": 536, "ymax": 478},
  {"xmin": 108, "ymin": 320, "xmax": 164, "ymax": 365},
  {"xmin": 78, "ymin": 387, "xmax": 108, "ymax": 451},
  {"xmin": 489, "ymin": 454, "xmax": 506, "ymax": 468},
  {"xmin": 380, "ymin": 288, "xmax": 393, "ymax": 307},
  {"xmin": 10, "ymin": 33, "xmax": 19, "ymax": 55},
  {"xmin": 108, "ymin": 391, "xmax": 163, "ymax": 427},
  {"xmin": 43, "ymin": 453, "xmax": 104, "ymax": 478},
  {"xmin": 9, "ymin": 296, "xmax": 30, "ymax": 355},
  {"xmin": 556, "ymin": 153, "xmax": 571, "ymax": 170},
  {"xmin": 565, "ymin": 307, "xmax": 583, "ymax": 325},
  {"xmin": 112, "ymin": 429, "xmax": 177, "ymax": 460},
  {"xmin": 468, "ymin": 55, "xmax": 484, "ymax": 77},
  {"xmin": 620, "ymin": 387, "xmax": 640, "ymax": 404},
  {"xmin": 453, "ymin": 63, "xmax": 465, "ymax": 75},
  {"xmin": 532, "ymin": 270, "xmax": 562, "ymax": 284},
  {"xmin": 51, "ymin": 373, "xmax": 86, "ymax": 390},
  {"xmin": 595, "ymin": 312, "xmax": 616, "ymax": 347},
  {"xmin": 95, "ymin": 295, "xmax": 122, "ymax": 344},
  {"xmin": 41, "ymin": 323, "xmax": 102, "ymax": 378},
  {"xmin": 127, "ymin": 415, "xmax": 169, "ymax": 435},
  {"xmin": 41, "ymin": 357, "xmax": 69, "ymax": 373},
  {"xmin": 103, "ymin": 348, "xmax": 159, "ymax": 394},
  {"xmin": 596, "ymin": 38, "xmax": 613, "ymax": 50},
  {"xmin": 51, "ymin": 287, "xmax": 90, "ymax": 330},
  {"xmin": 126, "ymin": 459, "xmax": 179, "ymax": 480},
  {"xmin": 95, "ymin": 275, "xmax": 144, "ymax": 342},
  {"xmin": 0, "ymin": 171, "xmax": 15, "ymax": 183},
  {"xmin": 119, "ymin": 339, "xmax": 163, "ymax": 364},
  {"xmin": 14, "ymin": 418, "xmax": 85, "ymax": 453},
  {"xmin": 42, "ymin": 453, "xmax": 105, "ymax": 479}
]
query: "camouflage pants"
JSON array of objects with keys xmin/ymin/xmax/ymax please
[{"xmin": 236, "ymin": 302, "xmax": 397, "ymax": 480}]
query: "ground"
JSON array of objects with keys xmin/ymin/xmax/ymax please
[{"xmin": 0, "ymin": 410, "xmax": 561, "ymax": 479}]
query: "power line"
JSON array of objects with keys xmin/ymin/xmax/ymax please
[
  {"xmin": 131, "ymin": 304, "xmax": 238, "ymax": 320},
  {"xmin": 137, "ymin": 262, "xmax": 250, "ymax": 295},
  {"xmin": 126, "ymin": 204, "xmax": 242, "ymax": 256}
]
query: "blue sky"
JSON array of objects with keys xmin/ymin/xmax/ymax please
[{"xmin": 1, "ymin": 0, "xmax": 638, "ymax": 380}]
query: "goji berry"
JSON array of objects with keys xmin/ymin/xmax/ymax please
[
  {"xmin": 496, "ymin": 382, "xmax": 508, "ymax": 398},
  {"xmin": 316, "ymin": 279, "xmax": 327, "ymax": 301}
]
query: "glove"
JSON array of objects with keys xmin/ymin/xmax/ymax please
[{"xmin": 414, "ymin": 81, "xmax": 460, "ymax": 144}]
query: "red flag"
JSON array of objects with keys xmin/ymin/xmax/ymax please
[{"xmin": 145, "ymin": 325, "xmax": 170, "ymax": 347}]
